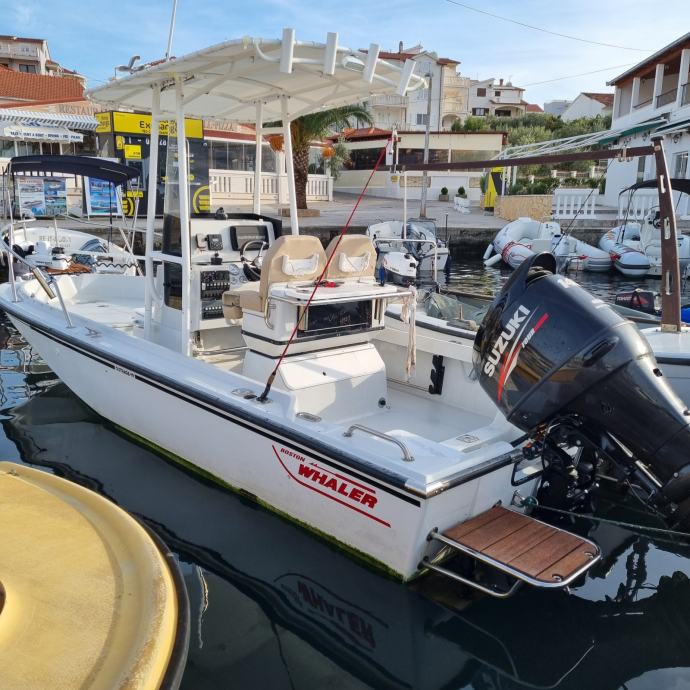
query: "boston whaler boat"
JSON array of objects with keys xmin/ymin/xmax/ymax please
[
  {"xmin": 2, "ymin": 156, "xmax": 141, "ymax": 276},
  {"xmin": 487, "ymin": 216, "xmax": 611, "ymax": 272},
  {"xmin": 3, "ymin": 32, "xmax": 690, "ymax": 596}
]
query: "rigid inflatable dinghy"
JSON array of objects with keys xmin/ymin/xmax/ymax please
[
  {"xmin": 599, "ymin": 224, "xmax": 651, "ymax": 277},
  {"xmin": 488, "ymin": 217, "xmax": 611, "ymax": 272}
]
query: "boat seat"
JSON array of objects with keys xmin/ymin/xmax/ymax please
[
  {"xmin": 223, "ymin": 235, "xmax": 327, "ymax": 317},
  {"xmin": 324, "ymin": 235, "xmax": 377, "ymax": 279}
]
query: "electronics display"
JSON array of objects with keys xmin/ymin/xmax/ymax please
[
  {"xmin": 298, "ymin": 301, "xmax": 373, "ymax": 337},
  {"xmin": 229, "ymin": 225, "xmax": 269, "ymax": 251}
]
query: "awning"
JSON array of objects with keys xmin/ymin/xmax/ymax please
[
  {"xmin": 654, "ymin": 117, "xmax": 690, "ymax": 136},
  {"xmin": 0, "ymin": 109, "xmax": 98, "ymax": 131},
  {"xmin": 598, "ymin": 117, "xmax": 668, "ymax": 145},
  {"xmin": 0, "ymin": 122, "xmax": 84, "ymax": 143}
]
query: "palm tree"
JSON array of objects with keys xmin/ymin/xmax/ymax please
[{"xmin": 285, "ymin": 105, "xmax": 372, "ymax": 209}]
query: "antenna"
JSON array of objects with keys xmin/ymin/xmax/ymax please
[{"xmin": 165, "ymin": 0, "xmax": 179, "ymax": 60}]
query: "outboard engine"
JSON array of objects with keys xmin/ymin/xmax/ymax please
[{"xmin": 474, "ymin": 253, "xmax": 690, "ymax": 529}]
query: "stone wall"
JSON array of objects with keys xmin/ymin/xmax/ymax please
[{"xmin": 494, "ymin": 195, "xmax": 553, "ymax": 222}]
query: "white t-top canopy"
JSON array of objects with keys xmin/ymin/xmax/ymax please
[{"xmin": 87, "ymin": 29, "xmax": 426, "ymax": 121}]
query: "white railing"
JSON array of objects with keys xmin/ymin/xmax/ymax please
[
  {"xmin": 553, "ymin": 188, "xmax": 599, "ymax": 219},
  {"xmin": 368, "ymin": 94, "xmax": 408, "ymax": 107},
  {"xmin": 210, "ymin": 170, "xmax": 332, "ymax": 204},
  {"xmin": 618, "ymin": 189, "xmax": 690, "ymax": 220}
]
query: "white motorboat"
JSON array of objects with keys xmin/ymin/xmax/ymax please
[
  {"xmin": 2, "ymin": 156, "xmax": 141, "ymax": 276},
  {"xmin": 488, "ymin": 217, "xmax": 611, "ymax": 272},
  {"xmin": 4, "ymin": 30, "xmax": 690, "ymax": 595},
  {"xmin": 367, "ymin": 219, "xmax": 449, "ymax": 274}
]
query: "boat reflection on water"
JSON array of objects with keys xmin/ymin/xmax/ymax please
[{"xmin": 3, "ymin": 378, "xmax": 690, "ymax": 689}]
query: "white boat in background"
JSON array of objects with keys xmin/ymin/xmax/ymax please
[
  {"xmin": 2, "ymin": 156, "xmax": 141, "ymax": 276},
  {"xmin": 367, "ymin": 219, "xmax": 449, "ymax": 273},
  {"xmin": 600, "ymin": 224, "xmax": 652, "ymax": 277},
  {"xmin": 601, "ymin": 213, "xmax": 690, "ymax": 279},
  {"xmin": 5, "ymin": 221, "xmax": 136, "ymax": 275},
  {"xmin": 487, "ymin": 217, "xmax": 611, "ymax": 272}
]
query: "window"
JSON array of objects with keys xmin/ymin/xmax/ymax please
[
  {"xmin": 18, "ymin": 64, "xmax": 36, "ymax": 73},
  {"xmin": 208, "ymin": 141, "xmax": 276, "ymax": 173},
  {"xmin": 494, "ymin": 90, "xmax": 501, "ymax": 97},
  {"xmin": 471, "ymin": 108, "xmax": 487, "ymax": 116},
  {"xmin": 476, "ymin": 88, "xmax": 486, "ymax": 97},
  {"xmin": 416, "ymin": 113, "xmax": 429, "ymax": 126},
  {"xmin": 348, "ymin": 148, "xmax": 385, "ymax": 170},
  {"xmin": 673, "ymin": 152, "xmax": 688, "ymax": 179},
  {"xmin": 0, "ymin": 139, "xmax": 15, "ymax": 157}
]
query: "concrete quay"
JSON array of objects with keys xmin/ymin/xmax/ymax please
[{"xmin": 51, "ymin": 192, "xmax": 690, "ymax": 257}]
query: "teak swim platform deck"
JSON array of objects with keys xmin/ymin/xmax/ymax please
[{"xmin": 423, "ymin": 506, "xmax": 601, "ymax": 597}]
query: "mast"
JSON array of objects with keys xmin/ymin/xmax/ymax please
[
  {"xmin": 652, "ymin": 135, "xmax": 682, "ymax": 331},
  {"xmin": 144, "ymin": 83, "xmax": 161, "ymax": 340}
]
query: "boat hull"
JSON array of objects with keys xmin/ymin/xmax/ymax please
[{"xmin": 5, "ymin": 307, "xmax": 519, "ymax": 580}]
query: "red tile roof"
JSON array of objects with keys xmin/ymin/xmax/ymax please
[
  {"xmin": 582, "ymin": 92, "xmax": 614, "ymax": 107},
  {"xmin": 525, "ymin": 103, "xmax": 544, "ymax": 112},
  {"xmin": 368, "ymin": 50, "xmax": 460, "ymax": 66},
  {"xmin": 0, "ymin": 35, "xmax": 45, "ymax": 44},
  {"xmin": 0, "ymin": 71, "xmax": 83, "ymax": 104}
]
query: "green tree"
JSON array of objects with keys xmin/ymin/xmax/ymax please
[{"xmin": 286, "ymin": 105, "xmax": 372, "ymax": 209}]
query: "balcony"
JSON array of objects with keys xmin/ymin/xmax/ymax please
[
  {"xmin": 0, "ymin": 44, "xmax": 39, "ymax": 59},
  {"xmin": 656, "ymin": 88, "xmax": 677, "ymax": 108},
  {"xmin": 367, "ymin": 94, "xmax": 408, "ymax": 108},
  {"xmin": 683, "ymin": 83, "xmax": 690, "ymax": 107},
  {"xmin": 634, "ymin": 97, "xmax": 653, "ymax": 110}
]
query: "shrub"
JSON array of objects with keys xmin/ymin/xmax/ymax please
[
  {"xmin": 440, "ymin": 186, "xmax": 448, "ymax": 195},
  {"xmin": 457, "ymin": 186, "xmax": 466, "ymax": 197}
]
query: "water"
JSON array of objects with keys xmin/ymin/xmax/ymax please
[{"xmin": 1, "ymin": 262, "xmax": 690, "ymax": 689}]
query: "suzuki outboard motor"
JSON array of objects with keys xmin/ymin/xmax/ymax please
[{"xmin": 474, "ymin": 253, "xmax": 690, "ymax": 529}]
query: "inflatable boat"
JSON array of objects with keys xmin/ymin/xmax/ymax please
[
  {"xmin": 487, "ymin": 217, "xmax": 611, "ymax": 272},
  {"xmin": 600, "ymin": 223, "xmax": 652, "ymax": 277}
]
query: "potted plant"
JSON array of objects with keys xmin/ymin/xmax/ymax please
[
  {"xmin": 438, "ymin": 186, "xmax": 450, "ymax": 202},
  {"xmin": 454, "ymin": 185, "xmax": 470, "ymax": 212}
]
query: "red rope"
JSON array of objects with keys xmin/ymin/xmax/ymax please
[{"xmin": 257, "ymin": 142, "xmax": 389, "ymax": 401}]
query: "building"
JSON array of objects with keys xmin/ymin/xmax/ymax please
[
  {"xmin": 333, "ymin": 127, "xmax": 506, "ymax": 202},
  {"xmin": 364, "ymin": 44, "xmax": 470, "ymax": 132},
  {"xmin": 0, "ymin": 35, "xmax": 84, "ymax": 81},
  {"xmin": 602, "ymin": 32, "xmax": 690, "ymax": 211},
  {"xmin": 525, "ymin": 103, "xmax": 544, "ymax": 113},
  {"xmin": 544, "ymin": 99, "xmax": 572, "ymax": 116},
  {"xmin": 468, "ymin": 78, "xmax": 527, "ymax": 118},
  {"xmin": 561, "ymin": 93, "xmax": 614, "ymax": 121}
]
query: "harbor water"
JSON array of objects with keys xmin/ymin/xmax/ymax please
[{"xmin": 1, "ymin": 256, "xmax": 690, "ymax": 689}]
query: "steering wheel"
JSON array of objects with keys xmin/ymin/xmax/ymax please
[{"xmin": 240, "ymin": 240, "xmax": 268, "ymax": 282}]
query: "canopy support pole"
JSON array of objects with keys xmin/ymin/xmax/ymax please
[
  {"xmin": 144, "ymin": 84, "xmax": 161, "ymax": 340},
  {"xmin": 175, "ymin": 78, "xmax": 192, "ymax": 355},
  {"xmin": 253, "ymin": 100, "xmax": 263, "ymax": 215},
  {"xmin": 652, "ymin": 135, "xmax": 682, "ymax": 332},
  {"xmin": 281, "ymin": 96, "xmax": 299, "ymax": 235}
]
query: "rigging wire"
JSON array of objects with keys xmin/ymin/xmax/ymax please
[
  {"xmin": 523, "ymin": 64, "xmax": 634, "ymax": 87},
  {"xmin": 444, "ymin": 0, "xmax": 652, "ymax": 52}
]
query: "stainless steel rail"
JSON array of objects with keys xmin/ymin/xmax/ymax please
[
  {"xmin": 0, "ymin": 234, "xmax": 75, "ymax": 328},
  {"xmin": 342, "ymin": 424, "xmax": 414, "ymax": 462}
]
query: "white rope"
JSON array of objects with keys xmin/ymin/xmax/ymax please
[{"xmin": 401, "ymin": 285, "xmax": 417, "ymax": 380}]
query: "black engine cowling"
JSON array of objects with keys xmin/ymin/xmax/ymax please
[{"xmin": 473, "ymin": 253, "xmax": 690, "ymax": 524}]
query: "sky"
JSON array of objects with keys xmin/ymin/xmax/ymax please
[{"xmin": 3, "ymin": 0, "xmax": 690, "ymax": 107}]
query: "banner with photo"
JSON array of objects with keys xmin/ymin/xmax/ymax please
[
  {"xmin": 16, "ymin": 176, "xmax": 68, "ymax": 218},
  {"xmin": 85, "ymin": 177, "xmax": 122, "ymax": 217}
]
